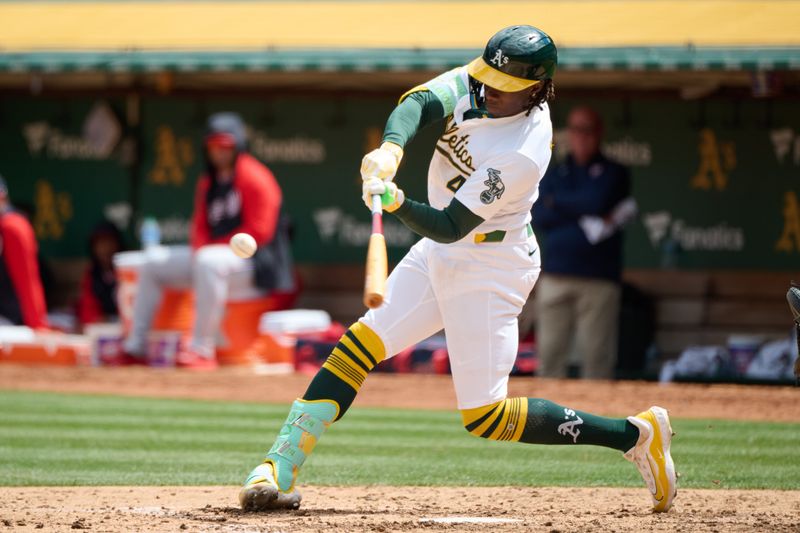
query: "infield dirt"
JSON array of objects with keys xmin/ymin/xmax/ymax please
[
  {"xmin": 1, "ymin": 486, "xmax": 798, "ymax": 533},
  {"xmin": 1, "ymin": 364, "xmax": 798, "ymax": 532}
]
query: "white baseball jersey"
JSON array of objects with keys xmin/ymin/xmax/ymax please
[
  {"xmin": 361, "ymin": 65, "xmax": 551, "ymax": 410},
  {"xmin": 414, "ymin": 65, "xmax": 553, "ymax": 234}
]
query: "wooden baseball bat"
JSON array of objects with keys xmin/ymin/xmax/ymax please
[{"xmin": 364, "ymin": 194, "xmax": 387, "ymax": 309}]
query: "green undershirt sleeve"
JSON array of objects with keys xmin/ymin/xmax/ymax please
[
  {"xmin": 392, "ymin": 197, "xmax": 484, "ymax": 244},
  {"xmin": 382, "ymin": 91, "xmax": 447, "ymax": 149}
]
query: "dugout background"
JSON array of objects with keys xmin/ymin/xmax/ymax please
[
  {"xmin": 0, "ymin": 0, "xmax": 798, "ymax": 361},
  {"xmin": 1, "ymin": 85, "xmax": 798, "ymax": 270}
]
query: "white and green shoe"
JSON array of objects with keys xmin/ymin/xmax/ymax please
[{"xmin": 239, "ymin": 399, "xmax": 338, "ymax": 512}]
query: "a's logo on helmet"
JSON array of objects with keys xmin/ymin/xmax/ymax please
[{"xmin": 490, "ymin": 49, "xmax": 510, "ymax": 67}]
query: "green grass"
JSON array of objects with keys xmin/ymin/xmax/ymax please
[{"xmin": 0, "ymin": 390, "xmax": 797, "ymax": 489}]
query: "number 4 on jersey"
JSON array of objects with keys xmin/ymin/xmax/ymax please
[{"xmin": 447, "ymin": 175, "xmax": 466, "ymax": 193}]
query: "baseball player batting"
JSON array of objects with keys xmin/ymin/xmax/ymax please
[{"xmin": 240, "ymin": 25, "xmax": 677, "ymax": 513}]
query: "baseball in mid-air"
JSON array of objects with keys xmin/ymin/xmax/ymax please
[{"xmin": 230, "ymin": 232, "xmax": 257, "ymax": 258}]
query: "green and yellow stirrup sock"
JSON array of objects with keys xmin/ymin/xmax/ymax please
[
  {"xmin": 256, "ymin": 322, "xmax": 386, "ymax": 492},
  {"xmin": 259, "ymin": 398, "xmax": 338, "ymax": 492},
  {"xmin": 461, "ymin": 398, "xmax": 639, "ymax": 452},
  {"xmin": 461, "ymin": 398, "xmax": 529, "ymax": 442},
  {"xmin": 303, "ymin": 321, "xmax": 386, "ymax": 420}
]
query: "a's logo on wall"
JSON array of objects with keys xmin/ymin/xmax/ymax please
[
  {"xmin": 776, "ymin": 191, "xmax": 800, "ymax": 253},
  {"xmin": 490, "ymin": 49, "xmax": 510, "ymax": 67},
  {"xmin": 149, "ymin": 126, "xmax": 194, "ymax": 187},
  {"xmin": 34, "ymin": 179, "xmax": 72, "ymax": 240},
  {"xmin": 691, "ymin": 128, "xmax": 736, "ymax": 191},
  {"xmin": 480, "ymin": 168, "xmax": 505, "ymax": 205}
]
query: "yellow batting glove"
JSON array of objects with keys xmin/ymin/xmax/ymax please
[
  {"xmin": 380, "ymin": 182, "xmax": 405, "ymax": 213},
  {"xmin": 360, "ymin": 142, "xmax": 404, "ymax": 182}
]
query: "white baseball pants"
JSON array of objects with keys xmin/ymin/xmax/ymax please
[{"xmin": 361, "ymin": 231, "xmax": 540, "ymax": 409}]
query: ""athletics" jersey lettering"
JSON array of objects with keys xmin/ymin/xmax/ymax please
[{"xmin": 437, "ymin": 124, "xmax": 475, "ymax": 173}]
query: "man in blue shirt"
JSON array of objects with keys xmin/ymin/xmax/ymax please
[{"xmin": 532, "ymin": 107, "xmax": 632, "ymax": 379}]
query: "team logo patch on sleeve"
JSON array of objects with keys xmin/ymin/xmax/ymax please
[{"xmin": 480, "ymin": 168, "xmax": 505, "ymax": 204}]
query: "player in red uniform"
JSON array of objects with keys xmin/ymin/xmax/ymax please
[
  {"xmin": 0, "ymin": 174, "xmax": 49, "ymax": 330},
  {"xmin": 120, "ymin": 113, "xmax": 284, "ymax": 369}
]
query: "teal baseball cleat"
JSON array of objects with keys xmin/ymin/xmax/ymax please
[
  {"xmin": 239, "ymin": 461, "xmax": 301, "ymax": 511},
  {"xmin": 239, "ymin": 398, "xmax": 338, "ymax": 512}
]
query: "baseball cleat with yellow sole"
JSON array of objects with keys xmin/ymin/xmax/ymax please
[
  {"xmin": 624, "ymin": 406, "xmax": 677, "ymax": 512},
  {"xmin": 239, "ymin": 462, "xmax": 302, "ymax": 512}
]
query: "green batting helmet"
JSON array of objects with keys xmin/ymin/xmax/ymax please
[{"xmin": 467, "ymin": 25, "xmax": 557, "ymax": 92}]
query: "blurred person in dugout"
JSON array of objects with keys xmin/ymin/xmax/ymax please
[
  {"xmin": 76, "ymin": 221, "xmax": 125, "ymax": 327},
  {"xmin": 120, "ymin": 112, "xmax": 294, "ymax": 370},
  {"xmin": 0, "ymin": 174, "xmax": 49, "ymax": 330},
  {"xmin": 531, "ymin": 107, "xmax": 636, "ymax": 379}
]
